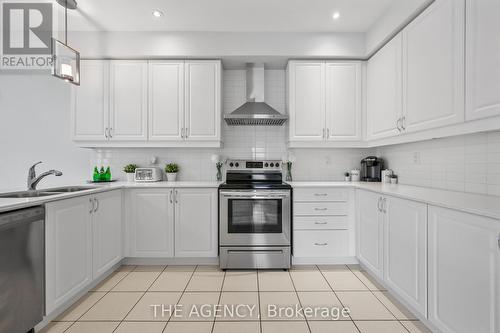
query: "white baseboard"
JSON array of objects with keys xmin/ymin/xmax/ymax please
[
  {"xmin": 123, "ymin": 257, "xmax": 219, "ymax": 265},
  {"xmin": 292, "ymin": 256, "xmax": 358, "ymax": 265}
]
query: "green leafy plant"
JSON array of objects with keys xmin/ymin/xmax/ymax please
[
  {"xmin": 123, "ymin": 164, "xmax": 139, "ymax": 174},
  {"xmin": 344, "ymin": 172, "xmax": 350, "ymax": 177},
  {"xmin": 165, "ymin": 163, "xmax": 179, "ymax": 173}
]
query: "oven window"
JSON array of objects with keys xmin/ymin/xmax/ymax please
[{"xmin": 228, "ymin": 199, "xmax": 282, "ymax": 233}]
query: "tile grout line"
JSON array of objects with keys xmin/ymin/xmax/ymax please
[
  {"xmin": 316, "ymin": 265, "xmax": 361, "ymax": 333},
  {"xmin": 345, "ymin": 265, "xmax": 411, "ymax": 333},
  {"xmin": 110, "ymin": 265, "xmax": 168, "ymax": 333},
  {"xmin": 162, "ymin": 265, "xmax": 198, "ymax": 333},
  {"xmin": 287, "ymin": 268, "xmax": 312, "ymax": 333},
  {"xmin": 210, "ymin": 268, "xmax": 226, "ymax": 333},
  {"xmin": 256, "ymin": 270, "xmax": 263, "ymax": 333}
]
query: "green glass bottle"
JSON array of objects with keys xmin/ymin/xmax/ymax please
[
  {"xmin": 104, "ymin": 167, "xmax": 111, "ymax": 181},
  {"xmin": 93, "ymin": 167, "xmax": 100, "ymax": 182},
  {"xmin": 99, "ymin": 166, "xmax": 106, "ymax": 181}
]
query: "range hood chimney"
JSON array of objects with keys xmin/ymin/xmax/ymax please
[{"xmin": 224, "ymin": 63, "xmax": 288, "ymax": 126}]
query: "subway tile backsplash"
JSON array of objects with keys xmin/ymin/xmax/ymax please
[{"xmin": 92, "ymin": 69, "xmax": 500, "ymax": 196}]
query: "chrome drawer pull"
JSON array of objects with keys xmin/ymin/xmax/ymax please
[
  {"xmin": 314, "ymin": 222, "xmax": 328, "ymax": 225},
  {"xmin": 314, "ymin": 193, "xmax": 328, "ymax": 196},
  {"xmin": 314, "ymin": 242, "xmax": 328, "ymax": 246},
  {"xmin": 314, "ymin": 208, "xmax": 328, "ymax": 211}
]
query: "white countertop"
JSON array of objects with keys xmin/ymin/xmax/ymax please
[
  {"xmin": 288, "ymin": 181, "xmax": 500, "ymax": 220},
  {"xmin": 1, "ymin": 180, "xmax": 499, "ymax": 220},
  {"xmin": 0, "ymin": 181, "xmax": 221, "ymax": 213}
]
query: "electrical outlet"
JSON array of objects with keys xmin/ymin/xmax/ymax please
[{"xmin": 413, "ymin": 152, "xmax": 421, "ymax": 165}]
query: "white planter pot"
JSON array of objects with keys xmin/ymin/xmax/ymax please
[
  {"xmin": 344, "ymin": 176, "xmax": 351, "ymax": 182},
  {"xmin": 167, "ymin": 173, "xmax": 177, "ymax": 182},
  {"xmin": 126, "ymin": 173, "xmax": 135, "ymax": 182}
]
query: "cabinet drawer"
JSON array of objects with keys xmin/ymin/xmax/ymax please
[
  {"xmin": 294, "ymin": 202, "xmax": 348, "ymax": 216},
  {"xmin": 294, "ymin": 188, "xmax": 348, "ymax": 202},
  {"xmin": 294, "ymin": 216, "xmax": 348, "ymax": 230},
  {"xmin": 293, "ymin": 230, "xmax": 349, "ymax": 258}
]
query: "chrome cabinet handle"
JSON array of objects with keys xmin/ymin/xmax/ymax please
[
  {"xmin": 104, "ymin": 128, "xmax": 109, "ymax": 139},
  {"xmin": 314, "ymin": 243, "xmax": 328, "ymax": 246},
  {"xmin": 185, "ymin": 128, "xmax": 189, "ymax": 138},
  {"xmin": 382, "ymin": 198, "xmax": 387, "ymax": 213},
  {"xmin": 175, "ymin": 190, "xmax": 179, "ymax": 203},
  {"xmin": 314, "ymin": 208, "xmax": 328, "ymax": 211},
  {"xmin": 89, "ymin": 198, "xmax": 94, "ymax": 214},
  {"xmin": 108, "ymin": 128, "xmax": 113, "ymax": 138},
  {"xmin": 326, "ymin": 128, "xmax": 330, "ymax": 139},
  {"xmin": 322, "ymin": 128, "xmax": 326, "ymax": 139},
  {"xmin": 401, "ymin": 116, "xmax": 406, "ymax": 131},
  {"xmin": 169, "ymin": 190, "xmax": 173, "ymax": 203},
  {"xmin": 314, "ymin": 222, "xmax": 328, "ymax": 225},
  {"xmin": 314, "ymin": 193, "xmax": 328, "ymax": 197},
  {"xmin": 498, "ymin": 233, "xmax": 500, "ymax": 249},
  {"xmin": 396, "ymin": 118, "xmax": 402, "ymax": 132},
  {"xmin": 181, "ymin": 128, "xmax": 185, "ymax": 139},
  {"xmin": 377, "ymin": 197, "xmax": 382, "ymax": 212},
  {"xmin": 94, "ymin": 198, "xmax": 99, "ymax": 212}
]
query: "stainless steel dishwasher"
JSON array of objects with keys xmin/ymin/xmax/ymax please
[{"xmin": 0, "ymin": 206, "xmax": 45, "ymax": 333}]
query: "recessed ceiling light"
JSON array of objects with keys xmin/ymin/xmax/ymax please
[
  {"xmin": 332, "ymin": 11, "xmax": 340, "ymax": 20},
  {"xmin": 152, "ymin": 9, "xmax": 164, "ymax": 18}
]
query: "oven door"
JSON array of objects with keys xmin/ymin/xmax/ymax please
[{"xmin": 219, "ymin": 189, "xmax": 291, "ymax": 246}]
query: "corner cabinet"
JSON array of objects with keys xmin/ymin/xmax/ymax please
[
  {"xmin": 428, "ymin": 206, "xmax": 500, "ymax": 333},
  {"xmin": 126, "ymin": 187, "xmax": 218, "ymax": 259},
  {"xmin": 466, "ymin": 0, "xmax": 500, "ymax": 121},
  {"xmin": 72, "ymin": 60, "xmax": 221, "ymax": 147},
  {"xmin": 287, "ymin": 61, "xmax": 362, "ymax": 145}
]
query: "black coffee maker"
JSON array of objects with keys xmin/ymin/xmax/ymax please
[{"xmin": 361, "ymin": 156, "xmax": 384, "ymax": 182}]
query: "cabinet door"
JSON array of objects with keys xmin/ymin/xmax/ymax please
[
  {"xmin": 184, "ymin": 60, "xmax": 221, "ymax": 141},
  {"xmin": 466, "ymin": 0, "xmax": 500, "ymax": 121},
  {"xmin": 149, "ymin": 61, "xmax": 185, "ymax": 141},
  {"xmin": 92, "ymin": 190, "xmax": 123, "ymax": 278},
  {"xmin": 109, "ymin": 61, "xmax": 148, "ymax": 141},
  {"xmin": 174, "ymin": 188, "xmax": 218, "ymax": 257},
  {"xmin": 384, "ymin": 196, "xmax": 427, "ymax": 317},
  {"xmin": 72, "ymin": 60, "xmax": 109, "ymax": 141},
  {"xmin": 367, "ymin": 35, "xmax": 402, "ymax": 140},
  {"xmin": 325, "ymin": 62, "xmax": 362, "ymax": 141},
  {"xmin": 288, "ymin": 61, "xmax": 326, "ymax": 141},
  {"xmin": 356, "ymin": 190, "xmax": 384, "ymax": 278},
  {"xmin": 45, "ymin": 196, "xmax": 93, "ymax": 314},
  {"xmin": 428, "ymin": 206, "xmax": 500, "ymax": 333},
  {"xmin": 402, "ymin": 0, "xmax": 465, "ymax": 133},
  {"xmin": 128, "ymin": 189, "xmax": 174, "ymax": 257}
]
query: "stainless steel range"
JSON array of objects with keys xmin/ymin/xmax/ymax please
[{"xmin": 219, "ymin": 160, "xmax": 292, "ymax": 269}]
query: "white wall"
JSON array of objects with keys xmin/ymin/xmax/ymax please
[
  {"xmin": 377, "ymin": 131, "xmax": 500, "ymax": 196},
  {"xmin": 0, "ymin": 73, "xmax": 92, "ymax": 191},
  {"xmin": 94, "ymin": 69, "xmax": 369, "ymax": 181}
]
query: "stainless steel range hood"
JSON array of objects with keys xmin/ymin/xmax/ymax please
[{"xmin": 224, "ymin": 64, "xmax": 288, "ymax": 126}]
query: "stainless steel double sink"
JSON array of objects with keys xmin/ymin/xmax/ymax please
[{"xmin": 0, "ymin": 186, "xmax": 98, "ymax": 198}]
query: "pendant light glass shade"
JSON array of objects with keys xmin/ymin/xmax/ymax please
[{"xmin": 52, "ymin": 39, "xmax": 80, "ymax": 85}]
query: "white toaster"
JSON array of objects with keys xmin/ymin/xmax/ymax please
[{"xmin": 134, "ymin": 167, "xmax": 163, "ymax": 182}]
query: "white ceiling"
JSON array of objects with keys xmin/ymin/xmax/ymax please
[{"xmin": 64, "ymin": 0, "xmax": 423, "ymax": 33}]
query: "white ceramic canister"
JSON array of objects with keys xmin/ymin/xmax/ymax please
[
  {"xmin": 350, "ymin": 169, "xmax": 361, "ymax": 182},
  {"xmin": 381, "ymin": 169, "xmax": 393, "ymax": 183}
]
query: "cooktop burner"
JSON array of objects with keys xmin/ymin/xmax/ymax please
[{"xmin": 219, "ymin": 159, "xmax": 292, "ymax": 190}]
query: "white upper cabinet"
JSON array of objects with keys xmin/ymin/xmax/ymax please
[
  {"xmin": 184, "ymin": 60, "xmax": 221, "ymax": 141},
  {"xmin": 109, "ymin": 61, "xmax": 148, "ymax": 141},
  {"xmin": 72, "ymin": 60, "xmax": 109, "ymax": 141},
  {"xmin": 428, "ymin": 206, "xmax": 500, "ymax": 333},
  {"xmin": 288, "ymin": 61, "xmax": 326, "ymax": 141},
  {"xmin": 384, "ymin": 196, "xmax": 427, "ymax": 317},
  {"xmin": 367, "ymin": 35, "xmax": 403, "ymax": 140},
  {"xmin": 402, "ymin": 0, "xmax": 465, "ymax": 133},
  {"xmin": 466, "ymin": 0, "xmax": 500, "ymax": 121},
  {"xmin": 148, "ymin": 61, "xmax": 185, "ymax": 141},
  {"xmin": 174, "ymin": 188, "xmax": 218, "ymax": 257},
  {"xmin": 325, "ymin": 62, "xmax": 362, "ymax": 141}
]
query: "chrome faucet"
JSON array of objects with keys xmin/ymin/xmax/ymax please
[{"xmin": 27, "ymin": 161, "xmax": 63, "ymax": 190}]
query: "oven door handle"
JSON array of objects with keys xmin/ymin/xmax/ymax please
[{"xmin": 222, "ymin": 194, "xmax": 289, "ymax": 199}]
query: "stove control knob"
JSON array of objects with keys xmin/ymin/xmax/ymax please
[
  {"xmin": 275, "ymin": 162, "xmax": 280, "ymax": 167},
  {"xmin": 229, "ymin": 162, "xmax": 234, "ymax": 167},
  {"xmin": 235, "ymin": 162, "xmax": 239, "ymax": 167},
  {"xmin": 270, "ymin": 163, "xmax": 274, "ymax": 167},
  {"xmin": 265, "ymin": 163, "xmax": 269, "ymax": 167}
]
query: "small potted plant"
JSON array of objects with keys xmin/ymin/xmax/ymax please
[
  {"xmin": 165, "ymin": 163, "xmax": 179, "ymax": 182},
  {"xmin": 123, "ymin": 164, "xmax": 138, "ymax": 182},
  {"xmin": 344, "ymin": 172, "xmax": 351, "ymax": 182}
]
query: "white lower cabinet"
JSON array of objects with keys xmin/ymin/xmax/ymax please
[
  {"xmin": 92, "ymin": 190, "xmax": 123, "ymax": 278},
  {"xmin": 45, "ymin": 196, "xmax": 93, "ymax": 314},
  {"xmin": 384, "ymin": 196, "xmax": 427, "ymax": 317},
  {"xmin": 127, "ymin": 188, "xmax": 217, "ymax": 258},
  {"xmin": 128, "ymin": 189, "xmax": 175, "ymax": 257},
  {"xmin": 293, "ymin": 187, "xmax": 352, "ymax": 260},
  {"xmin": 428, "ymin": 206, "xmax": 500, "ymax": 333},
  {"xmin": 174, "ymin": 188, "xmax": 218, "ymax": 257}
]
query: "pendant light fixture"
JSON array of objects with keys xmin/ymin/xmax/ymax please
[{"xmin": 52, "ymin": 0, "xmax": 80, "ymax": 85}]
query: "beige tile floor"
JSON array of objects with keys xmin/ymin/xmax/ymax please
[{"xmin": 40, "ymin": 265, "xmax": 433, "ymax": 333}]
